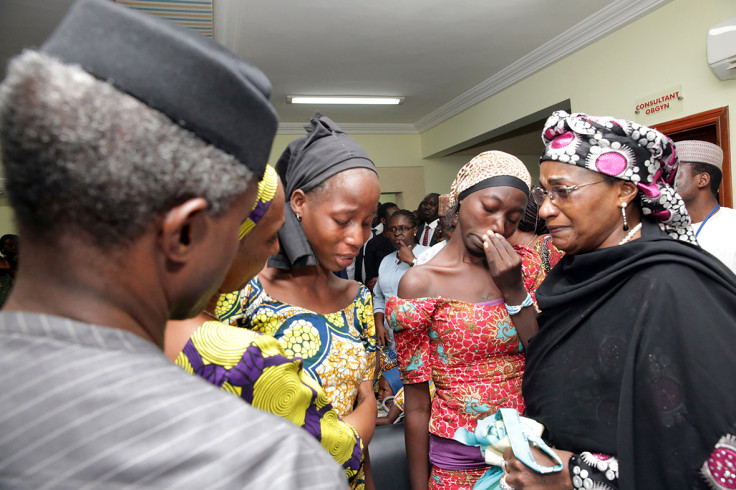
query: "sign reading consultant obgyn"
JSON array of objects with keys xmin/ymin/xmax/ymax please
[{"xmin": 634, "ymin": 85, "xmax": 683, "ymax": 122}]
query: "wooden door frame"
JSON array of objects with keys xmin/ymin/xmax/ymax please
[{"xmin": 652, "ymin": 107, "xmax": 731, "ymax": 207}]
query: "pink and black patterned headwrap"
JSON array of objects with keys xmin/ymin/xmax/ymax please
[{"xmin": 540, "ymin": 110, "xmax": 695, "ymax": 244}]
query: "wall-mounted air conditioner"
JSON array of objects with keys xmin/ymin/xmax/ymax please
[{"xmin": 708, "ymin": 16, "xmax": 736, "ymax": 80}]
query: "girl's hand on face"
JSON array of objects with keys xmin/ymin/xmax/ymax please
[{"xmin": 483, "ymin": 231, "xmax": 524, "ymax": 297}]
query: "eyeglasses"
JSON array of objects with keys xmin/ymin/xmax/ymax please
[
  {"xmin": 387, "ymin": 226, "xmax": 413, "ymax": 234},
  {"xmin": 531, "ymin": 180, "xmax": 607, "ymax": 206}
]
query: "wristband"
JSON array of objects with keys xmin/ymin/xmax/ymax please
[
  {"xmin": 411, "ymin": 257, "xmax": 418, "ymax": 266},
  {"xmin": 505, "ymin": 292, "xmax": 533, "ymax": 315}
]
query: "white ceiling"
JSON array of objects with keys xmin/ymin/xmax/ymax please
[{"xmin": 1, "ymin": 0, "xmax": 669, "ymax": 136}]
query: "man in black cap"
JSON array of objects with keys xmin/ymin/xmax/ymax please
[{"xmin": 0, "ymin": 0, "xmax": 346, "ymax": 488}]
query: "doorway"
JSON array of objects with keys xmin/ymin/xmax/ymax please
[{"xmin": 652, "ymin": 107, "xmax": 731, "ymax": 207}]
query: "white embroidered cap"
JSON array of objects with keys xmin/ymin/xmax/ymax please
[{"xmin": 675, "ymin": 140, "xmax": 724, "ymax": 170}]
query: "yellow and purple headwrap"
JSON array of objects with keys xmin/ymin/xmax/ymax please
[
  {"xmin": 239, "ymin": 165, "xmax": 278, "ymax": 240},
  {"xmin": 540, "ymin": 111, "xmax": 695, "ymax": 244}
]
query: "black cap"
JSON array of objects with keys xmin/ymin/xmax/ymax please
[{"xmin": 41, "ymin": 0, "xmax": 277, "ymax": 178}]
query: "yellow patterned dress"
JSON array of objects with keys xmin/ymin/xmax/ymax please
[
  {"xmin": 217, "ymin": 277, "xmax": 377, "ymax": 418},
  {"xmin": 176, "ymin": 321, "xmax": 363, "ymax": 485}
]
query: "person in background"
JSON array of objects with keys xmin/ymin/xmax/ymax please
[
  {"xmin": 416, "ymin": 193, "xmax": 441, "ymax": 246},
  {"xmin": 511, "ymin": 111, "xmax": 736, "ymax": 490},
  {"xmin": 348, "ymin": 202, "xmax": 381, "ymax": 282},
  {"xmin": 0, "ymin": 0, "xmax": 347, "ymax": 487},
  {"xmin": 380, "ymin": 380, "xmax": 438, "ymax": 431},
  {"xmin": 508, "ymin": 186, "xmax": 564, "ymax": 273},
  {"xmin": 376, "ymin": 367, "xmax": 404, "ymax": 426},
  {"xmin": 0, "ymin": 234, "xmax": 19, "ymax": 273},
  {"xmin": 387, "ymin": 151, "xmax": 545, "ymax": 489},
  {"xmin": 675, "ymin": 140, "xmax": 736, "ymax": 275},
  {"xmin": 416, "ymin": 194, "xmax": 457, "ymax": 266},
  {"xmin": 218, "ymin": 115, "xmax": 380, "ymax": 489},
  {"xmin": 0, "ymin": 234, "xmax": 19, "ymax": 307},
  {"xmin": 363, "ymin": 202, "xmax": 400, "ymax": 290},
  {"xmin": 373, "ymin": 209, "xmax": 431, "ymax": 349}
]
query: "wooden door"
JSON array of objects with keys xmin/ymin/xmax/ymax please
[{"xmin": 652, "ymin": 107, "xmax": 731, "ymax": 207}]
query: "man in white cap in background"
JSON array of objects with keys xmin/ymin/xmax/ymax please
[{"xmin": 676, "ymin": 140, "xmax": 736, "ymax": 274}]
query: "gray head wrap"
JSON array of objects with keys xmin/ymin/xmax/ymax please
[
  {"xmin": 40, "ymin": 0, "xmax": 277, "ymax": 178},
  {"xmin": 268, "ymin": 115, "xmax": 376, "ymax": 270}
]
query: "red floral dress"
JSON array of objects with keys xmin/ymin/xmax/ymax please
[
  {"xmin": 385, "ymin": 247, "xmax": 544, "ymax": 488},
  {"xmin": 534, "ymin": 234, "xmax": 565, "ymax": 273}
]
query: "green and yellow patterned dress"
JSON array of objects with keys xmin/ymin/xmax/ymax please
[{"xmin": 217, "ymin": 277, "xmax": 377, "ymax": 417}]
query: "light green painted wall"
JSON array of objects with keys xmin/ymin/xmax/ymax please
[
  {"xmin": 0, "ymin": 197, "xmax": 15, "ymax": 235},
  {"xmin": 269, "ymin": 133, "xmax": 467, "ymax": 198},
  {"xmin": 421, "ymin": 0, "xmax": 736, "ymax": 193},
  {"xmin": 2, "ymin": 0, "xmax": 731, "ymax": 233}
]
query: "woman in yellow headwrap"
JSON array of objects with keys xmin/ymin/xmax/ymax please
[{"xmin": 165, "ymin": 165, "xmax": 364, "ymax": 486}]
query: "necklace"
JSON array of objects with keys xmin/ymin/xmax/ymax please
[{"xmin": 618, "ymin": 222, "xmax": 643, "ymax": 245}]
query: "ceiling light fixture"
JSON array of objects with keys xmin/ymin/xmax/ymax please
[{"xmin": 286, "ymin": 95, "xmax": 404, "ymax": 105}]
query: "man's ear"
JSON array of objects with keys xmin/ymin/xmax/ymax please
[
  {"xmin": 159, "ymin": 197, "xmax": 209, "ymax": 263},
  {"xmin": 696, "ymin": 171, "xmax": 712, "ymax": 190}
]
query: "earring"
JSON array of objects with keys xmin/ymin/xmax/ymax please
[
  {"xmin": 620, "ymin": 204, "xmax": 629, "ymax": 231},
  {"xmin": 296, "ymin": 212, "xmax": 302, "ymax": 222}
]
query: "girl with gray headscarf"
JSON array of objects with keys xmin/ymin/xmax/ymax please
[{"xmin": 218, "ymin": 115, "xmax": 380, "ymax": 489}]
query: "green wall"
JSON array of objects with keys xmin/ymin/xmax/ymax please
[
  {"xmin": 269, "ymin": 133, "xmax": 468, "ymax": 202},
  {"xmin": 1, "ymin": 0, "xmax": 733, "ymax": 233},
  {"xmin": 421, "ymin": 0, "xmax": 736, "ymax": 182}
]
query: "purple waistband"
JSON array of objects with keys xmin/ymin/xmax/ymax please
[
  {"xmin": 476, "ymin": 298, "xmax": 504, "ymax": 307},
  {"xmin": 429, "ymin": 434, "xmax": 488, "ymax": 470}
]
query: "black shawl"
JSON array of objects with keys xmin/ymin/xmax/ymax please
[{"xmin": 523, "ymin": 219, "xmax": 736, "ymax": 489}]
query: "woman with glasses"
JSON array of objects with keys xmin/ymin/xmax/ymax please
[
  {"xmin": 385, "ymin": 151, "xmax": 546, "ymax": 489},
  {"xmin": 503, "ymin": 111, "xmax": 736, "ymax": 489},
  {"xmin": 373, "ymin": 209, "xmax": 431, "ymax": 349}
]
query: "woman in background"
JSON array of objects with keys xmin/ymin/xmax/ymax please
[
  {"xmin": 373, "ymin": 209, "xmax": 431, "ymax": 349},
  {"xmin": 219, "ymin": 115, "xmax": 380, "ymax": 489}
]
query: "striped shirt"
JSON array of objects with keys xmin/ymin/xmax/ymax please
[{"xmin": 0, "ymin": 312, "xmax": 347, "ymax": 489}]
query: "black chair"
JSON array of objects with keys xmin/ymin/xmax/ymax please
[{"xmin": 369, "ymin": 423, "xmax": 411, "ymax": 490}]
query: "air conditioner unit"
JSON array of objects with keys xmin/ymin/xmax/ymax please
[{"xmin": 708, "ymin": 16, "xmax": 736, "ymax": 80}]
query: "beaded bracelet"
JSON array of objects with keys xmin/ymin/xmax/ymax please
[{"xmin": 505, "ymin": 292, "xmax": 533, "ymax": 315}]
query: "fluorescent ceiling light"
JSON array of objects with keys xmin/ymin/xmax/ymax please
[{"xmin": 286, "ymin": 96, "xmax": 404, "ymax": 105}]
